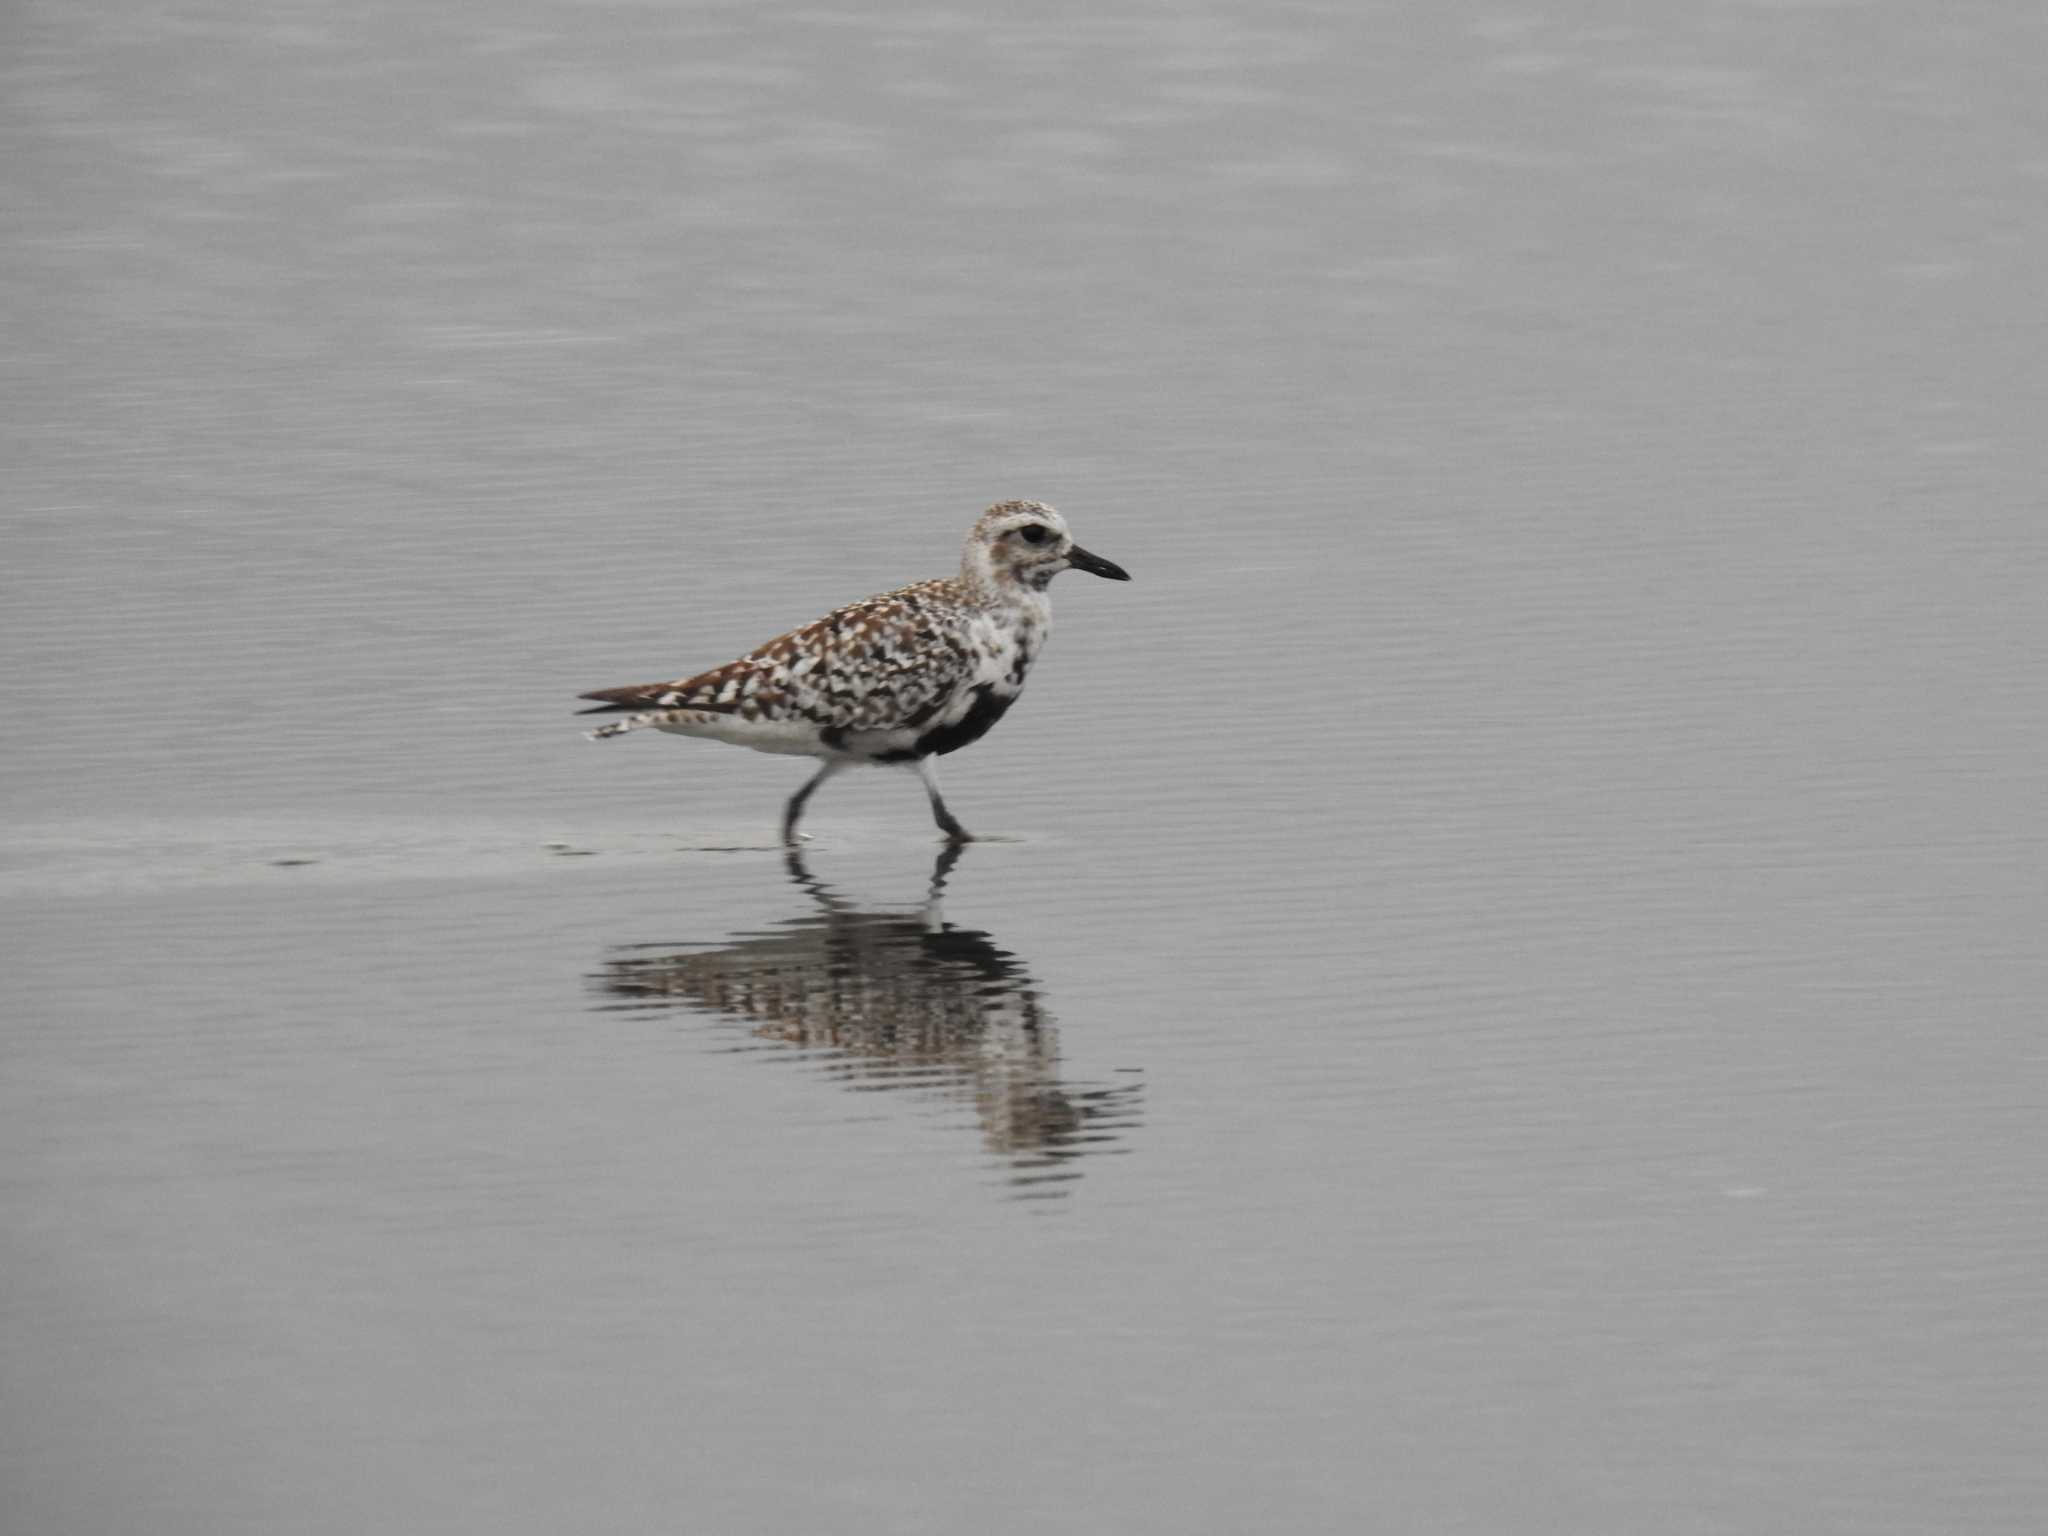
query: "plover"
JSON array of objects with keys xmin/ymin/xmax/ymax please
[{"xmin": 577, "ymin": 500, "xmax": 1131, "ymax": 844}]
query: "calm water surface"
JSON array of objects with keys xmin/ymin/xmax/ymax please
[{"xmin": 5, "ymin": 1, "xmax": 2046, "ymax": 1532}]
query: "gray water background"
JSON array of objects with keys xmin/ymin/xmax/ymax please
[{"xmin": 5, "ymin": 2, "xmax": 2046, "ymax": 1531}]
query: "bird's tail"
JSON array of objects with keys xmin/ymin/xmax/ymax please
[
  {"xmin": 579, "ymin": 682, "xmax": 739, "ymax": 741},
  {"xmin": 587, "ymin": 712, "xmax": 659, "ymax": 741}
]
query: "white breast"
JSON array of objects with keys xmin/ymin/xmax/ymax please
[{"xmin": 968, "ymin": 603, "xmax": 1049, "ymax": 691}]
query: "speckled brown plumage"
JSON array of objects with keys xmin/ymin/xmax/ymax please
[
  {"xmin": 578, "ymin": 501, "xmax": 1131, "ymax": 844},
  {"xmin": 581, "ymin": 579, "xmax": 981, "ymax": 736}
]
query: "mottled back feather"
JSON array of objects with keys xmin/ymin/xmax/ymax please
[{"xmin": 578, "ymin": 577, "xmax": 981, "ymax": 735}]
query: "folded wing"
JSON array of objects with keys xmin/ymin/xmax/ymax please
[{"xmin": 577, "ymin": 595, "xmax": 976, "ymax": 735}]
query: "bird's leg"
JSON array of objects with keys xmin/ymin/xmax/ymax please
[
  {"xmin": 916, "ymin": 757, "xmax": 974, "ymax": 843},
  {"xmin": 783, "ymin": 758, "xmax": 845, "ymax": 846}
]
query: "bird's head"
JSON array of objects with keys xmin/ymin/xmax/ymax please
[{"xmin": 963, "ymin": 500, "xmax": 1131, "ymax": 596}]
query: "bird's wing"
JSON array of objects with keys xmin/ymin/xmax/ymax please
[{"xmin": 578, "ymin": 589, "xmax": 978, "ymax": 734}]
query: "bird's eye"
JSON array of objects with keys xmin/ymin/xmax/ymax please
[{"xmin": 1018, "ymin": 525, "xmax": 1050, "ymax": 545}]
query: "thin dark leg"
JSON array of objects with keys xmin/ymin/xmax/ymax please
[
  {"xmin": 783, "ymin": 759, "xmax": 844, "ymax": 846},
  {"xmin": 916, "ymin": 758, "xmax": 974, "ymax": 843}
]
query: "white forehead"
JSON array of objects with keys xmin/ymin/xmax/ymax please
[{"xmin": 976, "ymin": 500, "xmax": 1067, "ymax": 536}]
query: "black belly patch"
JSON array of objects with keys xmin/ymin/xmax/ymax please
[{"xmin": 877, "ymin": 682, "xmax": 1016, "ymax": 761}]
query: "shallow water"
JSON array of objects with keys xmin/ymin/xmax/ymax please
[{"xmin": 6, "ymin": 1, "xmax": 2047, "ymax": 1532}]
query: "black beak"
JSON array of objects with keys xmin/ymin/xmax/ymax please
[{"xmin": 1065, "ymin": 543, "xmax": 1131, "ymax": 581}]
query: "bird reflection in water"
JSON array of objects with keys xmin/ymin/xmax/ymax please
[{"xmin": 598, "ymin": 845, "xmax": 1141, "ymax": 1197}]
